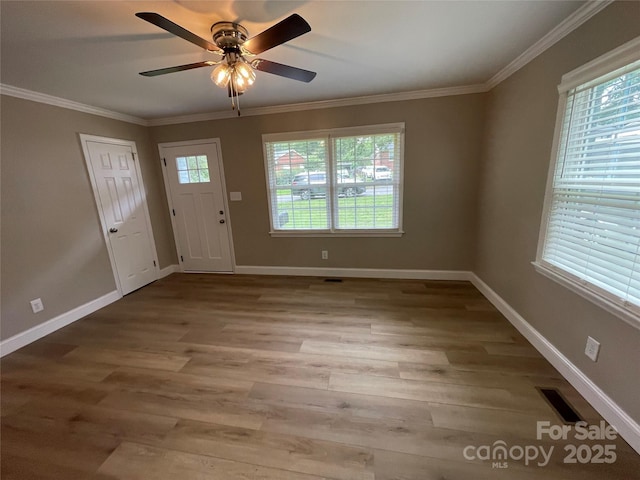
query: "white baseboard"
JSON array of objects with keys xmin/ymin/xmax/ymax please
[
  {"xmin": 469, "ymin": 273, "xmax": 640, "ymax": 455},
  {"xmin": 0, "ymin": 290, "xmax": 120, "ymax": 357},
  {"xmin": 158, "ymin": 264, "xmax": 180, "ymax": 279},
  {"xmin": 235, "ymin": 265, "xmax": 473, "ymax": 281}
]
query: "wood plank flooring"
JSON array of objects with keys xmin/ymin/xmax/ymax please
[{"xmin": 1, "ymin": 274, "xmax": 638, "ymax": 479}]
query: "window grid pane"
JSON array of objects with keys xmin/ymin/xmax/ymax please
[
  {"xmin": 333, "ymin": 133, "xmax": 401, "ymax": 230},
  {"xmin": 266, "ymin": 139, "xmax": 329, "ymax": 230},
  {"xmin": 264, "ymin": 126, "xmax": 403, "ymax": 233}
]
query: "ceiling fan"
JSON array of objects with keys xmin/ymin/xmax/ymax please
[{"xmin": 136, "ymin": 12, "xmax": 316, "ymax": 114}]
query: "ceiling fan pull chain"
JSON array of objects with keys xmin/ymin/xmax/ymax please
[
  {"xmin": 236, "ymin": 83, "xmax": 241, "ymax": 116},
  {"xmin": 226, "ymin": 71, "xmax": 241, "ymax": 116},
  {"xmin": 229, "ymin": 81, "xmax": 236, "ymax": 111}
]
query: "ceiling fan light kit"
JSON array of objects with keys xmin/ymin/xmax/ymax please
[
  {"xmin": 136, "ymin": 12, "xmax": 316, "ymax": 116},
  {"xmin": 211, "ymin": 56, "xmax": 256, "ymax": 112}
]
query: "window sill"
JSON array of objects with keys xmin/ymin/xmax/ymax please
[
  {"xmin": 269, "ymin": 230, "xmax": 405, "ymax": 238},
  {"xmin": 532, "ymin": 261, "xmax": 640, "ymax": 331}
]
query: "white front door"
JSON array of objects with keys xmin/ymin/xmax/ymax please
[
  {"xmin": 81, "ymin": 135, "xmax": 158, "ymax": 295},
  {"xmin": 160, "ymin": 140, "xmax": 233, "ymax": 272}
]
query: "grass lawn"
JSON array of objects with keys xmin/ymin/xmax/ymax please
[{"xmin": 275, "ymin": 194, "xmax": 395, "ymax": 229}]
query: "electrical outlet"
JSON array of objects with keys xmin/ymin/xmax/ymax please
[
  {"xmin": 321, "ymin": 250, "xmax": 329, "ymax": 260},
  {"xmin": 585, "ymin": 336, "xmax": 600, "ymax": 362},
  {"xmin": 30, "ymin": 298, "xmax": 44, "ymax": 314}
]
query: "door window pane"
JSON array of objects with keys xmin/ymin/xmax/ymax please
[
  {"xmin": 176, "ymin": 157, "xmax": 188, "ymax": 170},
  {"xmin": 176, "ymin": 155, "xmax": 211, "ymax": 184},
  {"xmin": 178, "ymin": 171, "xmax": 190, "ymax": 184}
]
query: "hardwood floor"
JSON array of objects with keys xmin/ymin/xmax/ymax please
[{"xmin": 1, "ymin": 274, "xmax": 638, "ymax": 479}]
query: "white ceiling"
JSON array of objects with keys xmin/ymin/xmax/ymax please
[{"xmin": 0, "ymin": 1, "xmax": 586, "ymax": 121}]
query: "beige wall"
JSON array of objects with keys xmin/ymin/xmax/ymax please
[
  {"xmin": 0, "ymin": 95, "xmax": 176, "ymax": 340},
  {"xmin": 475, "ymin": 1, "xmax": 640, "ymax": 419},
  {"xmin": 1, "ymin": 93, "xmax": 485, "ymax": 343},
  {"xmin": 150, "ymin": 95, "xmax": 486, "ymax": 270}
]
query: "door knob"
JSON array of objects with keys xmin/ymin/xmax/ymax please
[
  {"xmin": 219, "ymin": 219, "xmax": 225, "ymax": 224},
  {"xmin": 109, "ymin": 227, "xmax": 118, "ymax": 233}
]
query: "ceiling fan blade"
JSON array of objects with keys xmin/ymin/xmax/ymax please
[
  {"xmin": 140, "ymin": 61, "xmax": 216, "ymax": 77},
  {"xmin": 252, "ymin": 58, "xmax": 316, "ymax": 83},
  {"xmin": 136, "ymin": 12, "xmax": 222, "ymax": 53},
  {"xmin": 243, "ymin": 14, "xmax": 311, "ymax": 55}
]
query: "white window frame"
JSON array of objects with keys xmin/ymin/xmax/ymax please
[
  {"xmin": 534, "ymin": 36, "xmax": 640, "ymax": 329},
  {"xmin": 263, "ymin": 123, "xmax": 405, "ymax": 237}
]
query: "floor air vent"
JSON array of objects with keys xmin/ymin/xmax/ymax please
[
  {"xmin": 537, "ymin": 387, "xmax": 582, "ymax": 423},
  {"xmin": 324, "ymin": 278, "xmax": 343, "ymax": 283}
]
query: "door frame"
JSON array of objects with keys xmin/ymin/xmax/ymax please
[
  {"xmin": 80, "ymin": 134, "xmax": 160, "ymax": 296},
  {"xmin": 158, "ymin": 138, "xmax": 236, "ymax": 273}
]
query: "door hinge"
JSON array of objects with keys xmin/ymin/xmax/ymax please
[
  {"xmin": 180, "ymin": 255, "xmax": 184, "ymax": 262},
  {"xmin": 172, "ymin": 209, "xmax": 176, "ymax": 216},
  {"xmin": 153, "ymin": 260, "xmax": 157, "ymax": 267},
  {"xmin": 163, "ymin": 158, "xmax": 167, "ymax": 166}
]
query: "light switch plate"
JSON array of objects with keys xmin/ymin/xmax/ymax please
[{"xmin": 230, "ymin": 192, "xmax": 242, "ymax": 201}]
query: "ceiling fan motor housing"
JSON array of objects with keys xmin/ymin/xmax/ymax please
[{"xmin": 211, "ymin": 22, "xmax": 249, "ymax": 50}]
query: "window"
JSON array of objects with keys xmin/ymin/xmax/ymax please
[
  {"xmin": 176, "ymin": 155, "xmax": 210, "ymax": 184},
  {"xmin": 263, "ymin": 124, "xmax": 404, "ymax": 235},
  {"xmin": 536, "ymin": 37, "xmax": 640, "ymax": 324}
]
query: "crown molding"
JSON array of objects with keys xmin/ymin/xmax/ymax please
[
  {"xmin": 146, "ymin": 84, "xmax": 489, "ymax": 126},
  {"xmin": 149, "ymin": 0, "xmax": 613, "ymax": 125},
  {"xmin": 486, "ymin": 0, "xmax": 613, "ymax": 89},
  {"xmin": 0, "ymin": 83, "xmax": 149, "ymax": 126}
]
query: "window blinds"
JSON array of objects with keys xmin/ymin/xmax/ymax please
[{"xmin": 541, "ymin": 63, "xmax": 640, "ymax": 310}]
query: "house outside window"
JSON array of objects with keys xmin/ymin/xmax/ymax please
[{"xmin": 263, "ymin": 123, "xmax": 404, "ymax": 236}]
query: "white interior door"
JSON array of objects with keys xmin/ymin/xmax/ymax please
[
  {"xmin": 160, "ymin": 140, "xmax": 233, "ymax": 272},
  {"xmin": 81, "ymin": 135, "xmax": 158, "ymax": 295}
]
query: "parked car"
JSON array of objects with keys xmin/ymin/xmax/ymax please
[
  {"xmin": 361, "ymin": 165, "xmax": 392, "ymax": 181},
  {"xmin": 291, "ymin": 172, "xmax": 366, "ymax": 200}
]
